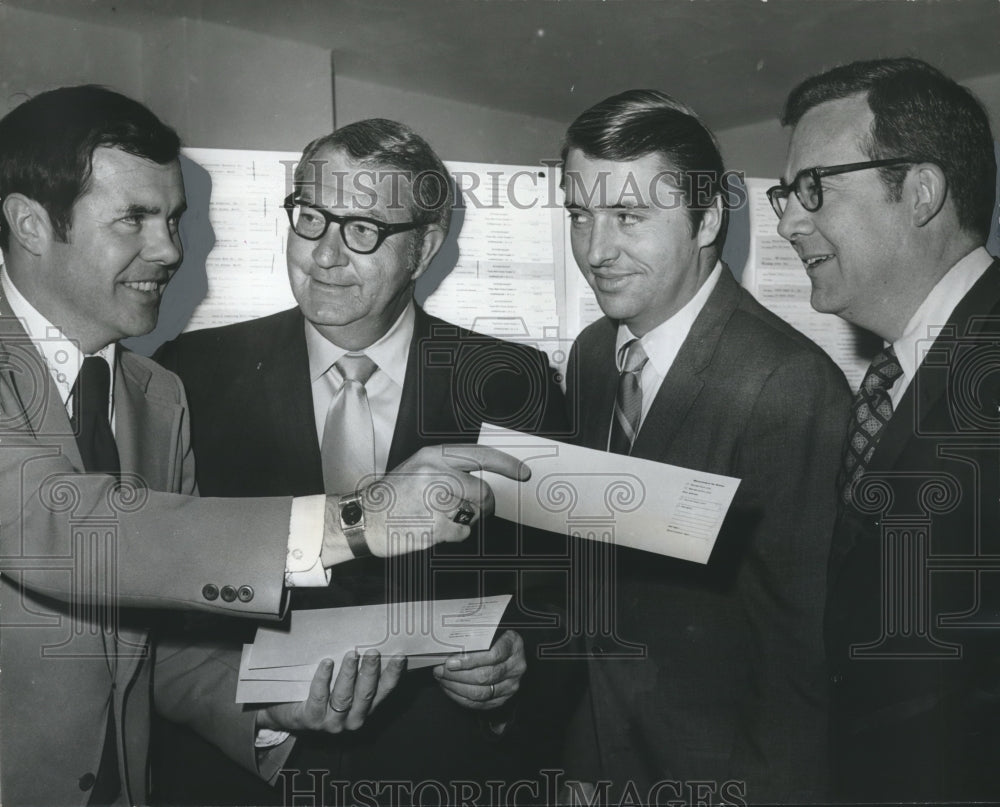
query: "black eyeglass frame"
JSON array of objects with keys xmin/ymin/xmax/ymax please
[
  {"xmin": 282, "ymin": 193, "xmax": 425, "ymax": 254},
  {"xmin": 766, "ymin": 158, "xmax": 917, "ymax": 217}
]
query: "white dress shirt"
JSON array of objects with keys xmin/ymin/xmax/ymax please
[
  {"xmin": 889, "ymin": 246, "xmax": 994, "ymax": 407},
  {"xmin": 0, "ymin": 267, "xmax": 327, "ymax": 586},
  {"xmin": 613, "ymin": 261, "xmax": 723, "ymax": 432}
]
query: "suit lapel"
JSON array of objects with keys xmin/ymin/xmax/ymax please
[
  {"xmin": 116, "ymin": 352, "xmax": 186, "ymax": 490},
  {"xmin": 262, "ymin": 310, "xmax": 324, "ymax": 490},
  {"xmin": 576, "ymin": 319, "xmax": 618, "ymax": 451},
  {"xmin": 386, "ymin": 307, "xmax": 451, "ymax": 469},
  {"xmin": 631, "ymin": 267, "xmax": 739, "ymax": 461},
  {"xmin": 0, "ymin": 297, "xmax": 81, "ymax": 467},
  {"xmin": 831, "ymin": 261, "xmax": 1000, "ymax": 578},
  {"xmin": 869, "ymin": 260, "xmax": 1000, "ymax": 476}
]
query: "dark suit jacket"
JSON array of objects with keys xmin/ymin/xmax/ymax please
[
  {"xmin": 826, "ymin": 259, "xmax": 1000, "ymax": 803},
  {"xmin": 153, "ymin": 305, "xmax": 575, "ymax": 804},
  {"xmin": 0, "ymin": 301, "xmax": 293, "ymax": 806},
  {"xmin": 563, "ymin": 268, "xmax": 850, "ymax": 804}
]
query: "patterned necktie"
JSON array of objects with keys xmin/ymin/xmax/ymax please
[
  {"xmin": 838, "ymin": 346, "xmax": 903, "ymax": 506},
  {"xmin": 322, "ymin": 353, "xmax": 379, "ymax": 495},
  {"xmin": 608, "ymin": 339, "xmax": 649, "ymax": 455}
]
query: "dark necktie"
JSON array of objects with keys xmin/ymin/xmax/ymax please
[
  {"xmin": 72, "ymin": 356, "xmax": 121, "ymax": 477},
  {"xmin": 322, "ymin": 353, "xmax": 379, "ymax": 494},
  {"xmin": 71, "ymin": 356, "xmax": 122, "ymax": 805},
  {"xmin": 838, "ymin": 346, "xmax": 903, "ymax": 506},
  {"xmin": 608, "ymin": 339, "xmax": 649, "ymax": 455}
]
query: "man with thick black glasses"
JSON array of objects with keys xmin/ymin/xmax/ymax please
[
  {"xmin": 153, "ymin": 119, "xmax": 573, "ymax": 805},
  {"xmin": 774, "ymin": 57, "xmax": 1000, "ymax": 803}
]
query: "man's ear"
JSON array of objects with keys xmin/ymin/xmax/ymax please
[
  {"xmin": 910, "ymin": 163, "xmax": 947, "ymax": 228},
  {"xmin": 695, "ymin": 194, "xmax": 724, "ymax": 249},
  {"xmin": 410, "ymin": 224, "xmax": 446, "ymax": 281},
  {"xmin": 2, "ymin": 194, "xmax": 52, "ymax": 257}
]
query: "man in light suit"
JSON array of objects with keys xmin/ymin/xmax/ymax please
[
  {"xmin": 0, "ymin": 87, "xmax": 524, "ymax": 806},
  {"xmin": 154, "ymin": 119, "xmax": 575, "ymax": 804},
  {"xmin": 560, "ymin": 90, "xmax": 850, "ymax": 804},
  {"xmin": 773, "ymin": 57, "xmax": 1000, "ymax": 803}
]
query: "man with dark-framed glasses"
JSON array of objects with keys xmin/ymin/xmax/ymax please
[
  {"xmin": 773, "ymin": 57, "xmax": 1000, "ymax": 803},
  {"xmin": 153, "ymin": 119, "xmax": 572, "ymax": 804}
]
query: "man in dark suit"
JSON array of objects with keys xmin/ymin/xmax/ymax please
[
  {"xmin": 0, "ymin": 87, "xmax": 525, "ymax": 806},
  {"xmin": 560, "ymin": 90, "xmax": 850, "ymax": 804},
  {"xmin": 155, "ymin": 119, "xmax": 573, "ymax": 805},
  {"xmin": 773, "ymin": 57, "xmax": 1000, "ymax": 803}
]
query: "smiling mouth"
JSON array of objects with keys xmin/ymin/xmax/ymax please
[
  {"xmin": 801, "ymin": 254, "xmax": 834, "ymax": 270},
  {"xmin": 121, "ymin": 280, "xmax": 166, "ymax": 294},
  {"xmin": 591, "ymin": 273, "xmax": 632, "ymax": 291}
]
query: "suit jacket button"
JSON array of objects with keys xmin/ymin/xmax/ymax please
[
  {"xmin": 78, "ymin": 773, "xmax": 96, "ymax": 791},
  {"xmin": 202, "ymin": 584, "xmax": 219, "ymax": 601},
  {"xmin": 237, "ymin": 585, "xmax": 254, "ymax": 603},
  {"xmin": 221, "ymin": 585, "xmax": 237, "ymax": 603}
]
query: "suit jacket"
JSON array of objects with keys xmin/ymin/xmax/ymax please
[
  {"xmin": 564, "ymin": 268, "xmax": 850, "ymax": 804},
  {"xmin": 153, "ymin": 305, "xmax": 575, "ymax": 803},
  {"xmin": 826, "ymin": 260, "xmax": 1000, "ymax": 803},
  {"xmin": 0, "ymin": 299, "xmax": 293, "ymax": 806}
]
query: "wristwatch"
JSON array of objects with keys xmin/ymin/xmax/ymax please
[{"xmin": 338, "ymin": 493, "xmax": 371, "ymax": 558}]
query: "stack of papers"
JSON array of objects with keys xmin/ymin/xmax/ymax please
[{"xmin": 237, "ymin": 595, "xmax": 511, "ymax": 703}]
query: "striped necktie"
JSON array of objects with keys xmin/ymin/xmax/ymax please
[{"xmin": 608, "ymin": 338, "xmax": 648, "ymax": 455}]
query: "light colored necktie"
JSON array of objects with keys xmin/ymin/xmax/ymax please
[
  {"xmin": 838, "ymin": 345, "xmax": 903, "ymax": 506},
  {"xmin": 608, "ymin": 338, "xmax": 649, "ymax": 455},
  {"xmin": 322, "ymin": 353, "xmax": 379, "ymax": 494}
]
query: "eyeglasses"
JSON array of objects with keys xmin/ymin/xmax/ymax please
[
  {"xmin": 766, "ymin": 159, "xmax": 916, "ymax": 217},
  {"xmin": 282, "ymin": 194, "xmax": 424, "ymax": 254}
]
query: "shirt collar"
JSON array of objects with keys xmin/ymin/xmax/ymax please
[
  {"xmin": 615, "ymin": 261, "xmax": 723, "ymax": 374},
  {"xmin": 1, "ymin": 265, "xmax": 116, "ymax": 407},
  {"xmin": 305, "ymin": 301, "xmax": 415, "ymax": 388},
  {"xmin": 892, "ymin": 246, "xmax": 994, "ymax": 383}
]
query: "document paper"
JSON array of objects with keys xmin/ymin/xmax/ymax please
[
  {"xmin": 236, "ymin": 595, "xmax": 511, "ymax": 703},
  {"xmin": 476, "ymin": 426, "xmax": 740, "ymax": 564}
]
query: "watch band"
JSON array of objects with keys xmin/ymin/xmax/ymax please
[{"xmin": 338, "ymin": 493, "xmax": 371, "ymax": 558}]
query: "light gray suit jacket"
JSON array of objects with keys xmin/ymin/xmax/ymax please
[{"xmin": 0, "ymin": 298, "xmax": 294, "ymax": 805}]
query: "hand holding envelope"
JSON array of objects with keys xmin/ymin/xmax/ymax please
[
  {"xmin": 238, "ymin": 596, "xmax": 514, "ymax": 703},
  {"xmin": 256, "ymin": 650, "xmax": 406, "ymax": 733}
]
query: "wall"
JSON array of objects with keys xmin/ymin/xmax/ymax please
[
  {"xmin": 142, "ymin": 18, "xmax": 333, "ymax": 152},
  {"xmin": 715, "ymin": 69, "xmax": 1000, "ymax": 179},
  {"xmin": 336, "ymin": 75, "xmax": 567, "ymax": 165},
  {"xmin": 0, "ymin": 5, "xmax": 142, "ymax": 115}
]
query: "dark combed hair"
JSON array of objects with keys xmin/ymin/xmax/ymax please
[
  {"xmin": 0, "ymin": 84, "xmax": 181, "ymax": 251},
  {"xmin": 561, "ymin": 89, "xmax": 729, "ymax": 239},
  {"xmin": 782, "ymin": 57, "xmax": 996, "ymax": 241},
  {"xmin": 294, "ymin": 118, "xmax": 454, "ymax": 236}
]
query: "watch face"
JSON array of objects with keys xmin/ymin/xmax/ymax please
[{"xmin": 341, "ymin": 500, "xmax": 364, "ymax": 527}]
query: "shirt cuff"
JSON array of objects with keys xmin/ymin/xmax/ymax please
[
  {"xmin": 254, "ymin": 728, "xmax": 290, "ymax": 748},
  {"xmin": 285, "ymin": 495, "xmax": 331, "ymax": 587}
]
